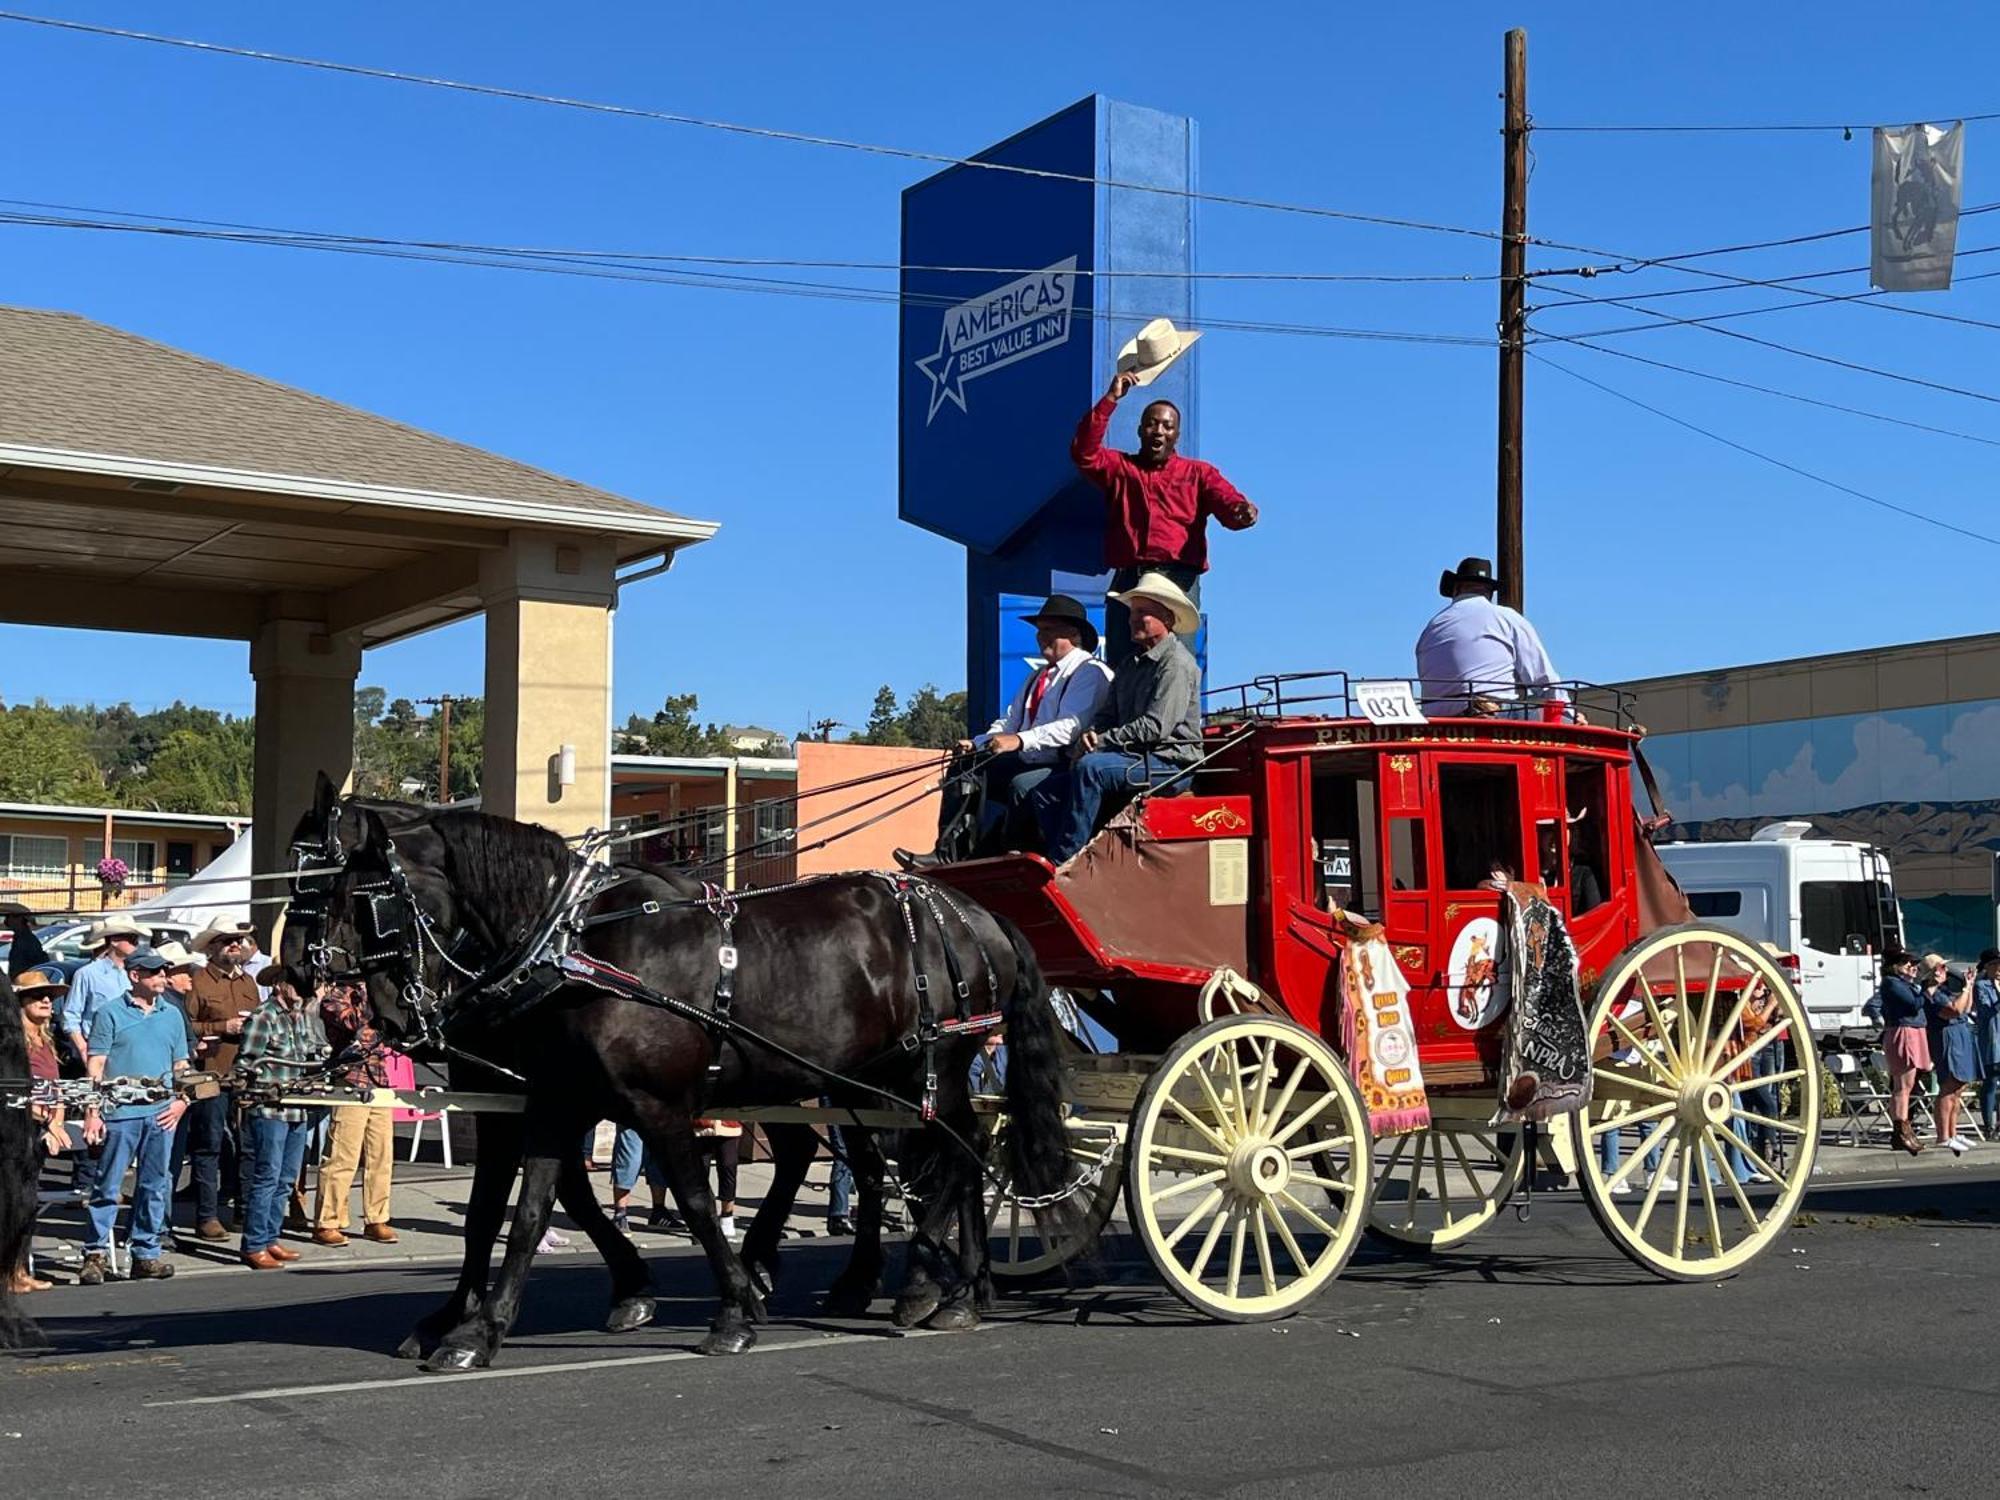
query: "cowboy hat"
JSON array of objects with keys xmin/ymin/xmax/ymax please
[
  {"xmin": 192, "ymin": 919, "xmax": 252, "ymax": 951},
  {"xmin": 152, "ymin": 941, "xmax": 204, "ymax": 971},
  {"xmin": 13, "ymin": 965, "xmax": 69, "ymax": 997},
  {"xmin": 85, "ymin": 914, "xmax": 146, "ymax": 947},
  {"xmin": 1018, "ymin": 593, "xmax": 1098, "ymax": 655},
  {"xmin": 1438, "ymin": 556, "xmax": 1499, "ymax": 598},
  {"xmin": 1115, "ymin": 317, "xmax": 1202, "ymax": 387},
  {"xmin": 1108, "ymin": 571, "xmax": 1201, "ymax": 636}
]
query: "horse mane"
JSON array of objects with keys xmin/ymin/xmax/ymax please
[{"xmin": 428, "ymin": 810, "xmax": 576, "ymax": 947}]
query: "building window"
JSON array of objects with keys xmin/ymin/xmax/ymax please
[
  {"xmin": 752, "ymin": 800, "xmax": 794, "ymax": 849},
  {"xmin": 1, "ymin": 834, "xmax": 69, "ymax": 879},
  {"xmin": 84, "ymin": 839, "xmax": 158, "ymax": 875}
]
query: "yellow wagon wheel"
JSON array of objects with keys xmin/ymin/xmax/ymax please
[
  {"xmin": 1124, "ymin": 1013, "xmax": 1371, "ymax": 1321},
  {"xmin": 1567, "ymin": 922, "xmax": 1820, "ymax": 1281},
  {"xmin": 1364, "ymin": 1120, "xmax": 1527, "ymax": 1251},
  {"xmin": 983, "ymin": 1114, "xmax": 1124, "ymax": 1281}
]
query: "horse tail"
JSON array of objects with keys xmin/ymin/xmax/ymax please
[{"xmin": 995, "ymin": 915, "xmax": 1084, "ymax": 1240}]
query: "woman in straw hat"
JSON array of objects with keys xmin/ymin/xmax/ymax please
[
  {"xmin": 9, "ymin": 967, "xmax": 77, "ymax": 1294},
  {"xmin": 1071, "ymin": 320, "xmax": 1256, "ymax": 669}
]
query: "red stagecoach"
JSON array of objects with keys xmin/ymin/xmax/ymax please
[{"xmin": 934, "ymin": 673, "xmax": 1819, "ymax": 1321}]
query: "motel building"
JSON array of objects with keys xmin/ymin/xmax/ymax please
[{"xmin": 0, "ymin": 802, "xmax": 245, "ymax": 916}]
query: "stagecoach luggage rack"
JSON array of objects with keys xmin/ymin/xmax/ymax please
[{"xmin": 1201, "ymin": 670, "xmax": 1638, "ymax": 728}]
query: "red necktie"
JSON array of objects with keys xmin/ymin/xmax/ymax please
[{"xmin": 1025, "ymin": 665, "xmax": 1054, "ymax": 720}]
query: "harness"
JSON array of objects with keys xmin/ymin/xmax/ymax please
[{"xmin": 288, "ymin": 817, "xmax": 1005, "ymax": 1117}]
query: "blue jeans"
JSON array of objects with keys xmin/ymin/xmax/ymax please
[
  {"xmin": 1726, "ymin": 1040, "xmax": 1781, "ymax": 1183},
  {"xmin": 1033, "ymin": 750, "xmax": 1188, "ymax": 864},
  {"xmin": 181, "ymin": 1091, "xmax": 234, "ymax": 1225},
  {"xmin": 610, "ymin": 1127, "xmax": 661, "ymax": 1193},
  {"xmin": 977, "ymin": 761, "xmax": 1055, "ymax": 851},
  {"xmin": 243, "ymin": 1115, "xmax": 310, "ymax": 1252},
  {"xmin": 87, "ymin": 1115, "xmax": 176, "ymax": 1259},
  {"xmin": 826, "ymin": 1123, "xmax": 853, "ymax": 1221}
]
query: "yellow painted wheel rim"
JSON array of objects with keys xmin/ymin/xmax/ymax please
[
  {"xmin": 1571, "ymin": 923, "xmax": 1820, "ymax": 1280},
  {"xmin": 1125, "ymin": 1014, "xmax": 1371, "ymax": 1321},
  {"xmin": 983, "ymin": 1116, "xmax": 1123, "ymax": 1280}
]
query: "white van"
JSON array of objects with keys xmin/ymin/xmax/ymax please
[{"xmin": 1655, "ymin": 820, "xmax": 1903, "ymax": 1038}]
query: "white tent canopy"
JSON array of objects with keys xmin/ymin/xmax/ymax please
[{"xmin": 123, "ymin": 830, "xmax": 255, "ymax": 932}]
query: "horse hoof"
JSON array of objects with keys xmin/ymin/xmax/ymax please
[
  {"xmin": 393, "ymin": 1333, "xmax": 430, "ymax": 1362},
  {"xmin": 697, "ymin": 1325, "xmax": 757, "ymax": 1357},
  {"xmin": 605, "ymin": 1296, "xmax": 657, "ymax": 1334},
  {"xmin": 892, "ymin": 1285, "xmax": 943, "ymax": 1329},
  {"xmin": 822, "ymin": 1282, "xmax": 879, "ymax": 1318},
  {"xmin": 422, "ymin": 1345, "xmax": 489, "ymax": 1373},
  {"xmin": 924, "ymin": 1301, "xmax": 981, "ymax": 1333}
]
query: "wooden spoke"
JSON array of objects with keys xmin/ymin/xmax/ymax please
[
  {"xmin": 1672, "ymin": 1141, "xmax": 1693, "ymax": 1261},
  {"xmin": 1730, "ymin": 1107, "xmax": 1806, "ymax": 1137},
  {"xmin": 1159, "ymin": 1187, "xmax": 1226, "ymax": 1253},
  {"xmin": 1151, "ymin": 1169, "xmax": 1227, "ymax": 1205},
  {"xmin": 1593, "ymin": 1066, "xmax": 1680, "ymax": 1103},
  {"xmin": 1706, "ymin": 1126, "xmax": 1765, "ymax": 1235},
  {"xmin": 1673, "ymin": 948, "xmax": 1692, "ymax": 1063},
  {"xmin": 1225, "ymin": 1206, "xmax": 1249, "ymax": 1300},
  {"xmin": 1633, "ymin": 1135, "xmax": 1680, "ymax": 1238},
  {"xmin": 1729, "ymin": 1019, "xmax": 1791, "ymax": 1073},
  {"xmin": 1431, "ymin": 1131, "xmax": 1455, "ymax": 1225},
  {"xmin": 1249, "ymin": 1036, "xmax": 1276, "ymax": 1135},
  {"xmin": 1374, "ymin": 1131, "xmax": 1413, "ymax": 1187},
  {"xmin": 1262, "ymin": 1056, "xmax": 1311, "ymax": 1140},
  {"xmin": 1695, "ymin": 1135, "xmax": 1725, "ymax": 1261},
  {"xmin": 1704, "ymin": 983, "xmax": 1755, "ymax": 1077},
  {"xmin": 1252, "ymin": 1200, "xmax": 1277, "ymax": 1297},
  {"xmin": 1163, "ymin": 1095, "xmax": 1232, "ymax": 1156},
  {"xmin": 1608, "ymin": 1010, "xmax": 1679, "ymax": 1082},
  {"xmin": 1586, "ymin": 1100, "xmax": 1676, "ymax": 1138},
  {"xmin": 1728, "ymin": 1067, "xmax": 1806, "ymax": 1093},
  {"xmin": 1262, "ymin": 1198, "xmax": 1310, "ymax": 1275},
  {"xmin": 1604, "ymin": 1114, "xmax": 1678, "ymax": 1195},
  {"xmin": 1291, "ymin": 1170, "xmax": 1355, "ymax": 1196},
  {"xmin": 1274, "ymin": 1189, "xmax": 1341, "ymax": 1241},
  {"xmin": 1269, "ymin": 1090, "xmax": 1337, "ymax": 1147},
  {"xmin": 1192, "ymin": 1053, "xmax": 1240, "ymax": 1141},
  {"xmin": 1446, "ymin": 1131, "xmax": 1482, "ymax": 1203},
  {"xmin": 1189, "ymin": 1199, "xmax": 1232, "ymax": 1281},
  {"xmin": 1693, "ymin": 946, "xmax": 1724, "ymax": 1067},
  {"xmin": 1637, "ymin": 974, "xmax": 1683, "ymax": 1073},
  {"xmin": 1727, "ymin": 1132, "xmax": 1794, "ymax": 1194}
]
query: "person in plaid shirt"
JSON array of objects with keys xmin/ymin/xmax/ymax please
[
  {"xmin": 234, "ymin": 964, "xmax": 329, "ymax": 1270},
  {"xmin": 311, "ymin": 977, "xmax": 399, "ymax": 1246}
]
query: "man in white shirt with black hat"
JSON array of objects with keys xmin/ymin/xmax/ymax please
[
  {"xmin": 900, "ymin": 593, "xmax": 1113, "ymax": 865},
  {"xmin": 1415, "ymin": 556, "xmax": 1567, "ymax": 716}
]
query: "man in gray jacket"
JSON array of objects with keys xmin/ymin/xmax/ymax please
[{"xmin": 1032, "ymin": 572, "xmax": 1201, "ymax": 863}]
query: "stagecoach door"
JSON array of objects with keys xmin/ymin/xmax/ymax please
[{"xmin": 1427, "ymin": 753, "xmax": 1536, "ymax": 1041}]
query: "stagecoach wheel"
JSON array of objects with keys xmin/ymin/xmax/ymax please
[
  {"xmin": 1363, "ymin": 1120, "xmax": 1527, "ymax": 1251},
  {"xmin": 982, "ymin": 1114, "xmax": 1123, "ymax": 1280},
  {"xmin": 1568, "ymin": 922, "xmax": 1820, "ymax": 1282},
  {"xmin": 1124, "ymin": 1014, "xmax": 1370, "ymax": 1322}
]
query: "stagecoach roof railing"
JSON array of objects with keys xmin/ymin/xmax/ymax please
[{"xmin": 1200, "ymin": 671, "xmax": 1639, "ymax": 731}]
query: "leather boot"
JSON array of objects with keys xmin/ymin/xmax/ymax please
[
  {"xmin": 1893, "ymin": 1119, "xmax": 1924, "ymax": 1157},
  {"xmin": 266, "ymin": 1243, "xmax": 302, "ymax": 1263},
  {"xmin": 195, "ymin": 1218, "xmax": 229, "ymax": 1242},
  {"xmin": 363, "ymin": 1224, "xmax": 399, "ymax": 1244},
  {"xmin": 240, "ymin": 1249, "xmax": 285, "ymax": 1270}
]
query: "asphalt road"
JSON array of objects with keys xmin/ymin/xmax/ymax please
[{"xmin": 3, "ymin": 1164, "xmax": 1993, "ymax": 1499}]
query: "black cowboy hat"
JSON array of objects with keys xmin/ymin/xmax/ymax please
[
  {"xmin": 1438, "ymin": 556, "xmax": 1499, "ymax": 598},
  {"xmin": 1019, "ymin": 593, "xmax": 1098, "ymax": 654},
  {"xmin": 1980, "ymin": 947, "xmax": 2000, "ymax": 968}
]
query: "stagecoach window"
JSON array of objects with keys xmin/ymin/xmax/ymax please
[
  {"xmin": 1389, "ymin": 818, "xmax": 1427, "ymax": 890},
  {"xmin": 1310, "ymin": 763, "xmax": 1381, "ymax": 917},
  {"xmin": 1564, "ymin": 760, "xmax": 1612, "ymax": 913},
  {"xmin": 1435, "ymin": 763, "xmax": 1521, "ymax": 890}
]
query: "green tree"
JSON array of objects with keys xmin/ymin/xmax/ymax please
[
  {"xmin": 122, "ymin": 723, "xmax": 254, "ymax": 814},
  {"xmin": 857, "ymin": 685, "xmax": 910, "ymax": 746},
  {"xmin": 354, "ymin": 685, "xmax": 387, "ymax": 727},
  {"xmin": 623, "ymin": 693, "xmax": 734, "ymax": 757},
  {"xmin": 901, "ymin": 686, "xmax": 969, "ymax": 749},
  {"xmin": 0, "ymin": 705, "xmax": 105, "ymax": 803}
]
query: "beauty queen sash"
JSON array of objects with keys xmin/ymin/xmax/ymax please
[{"xmin": 1339, "ymin": 927, "xmax": 1431, "ymax": 1135}]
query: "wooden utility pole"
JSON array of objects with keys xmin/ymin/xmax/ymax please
[
  {"xmin": 1496, "ymin": 27, "xmax": 1529, "ymax": 612},
  {"xmin": 419, "ymin": 695, "xmax": 455, "ymax": 801}
]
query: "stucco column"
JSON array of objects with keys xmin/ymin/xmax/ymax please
[
  {"xmin": 251, "ymin": 619, "xmax": 361, "ymax": 939},
  {"xmin": 481, "ymin": 531, "xmax": 616, "ymax": 838}
]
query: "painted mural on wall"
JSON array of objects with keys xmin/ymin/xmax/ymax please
[{"xmin": 1642, "ymin": 698, "xmax": 2000, "ymax": 959}]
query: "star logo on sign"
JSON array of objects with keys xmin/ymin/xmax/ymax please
[{"xmin": 916, "ymin": 328, "xmax": 969, "ymax": 424}]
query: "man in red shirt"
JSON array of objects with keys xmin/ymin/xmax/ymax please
[{"xmin": 1071, "ymin": 340, "xmax": 1258, "ymax": 668}]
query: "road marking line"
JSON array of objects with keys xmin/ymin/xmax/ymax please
[{"xmin": 146, "ymin": 1329, "xmax": 957, "ymax": 1405}]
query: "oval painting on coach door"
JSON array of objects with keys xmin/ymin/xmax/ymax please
[{"xmin": 1444, "ymin": 916, "xmax": 1509, "ymax": 1030}]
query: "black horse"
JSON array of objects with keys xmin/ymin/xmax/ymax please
[{"xmin": 287, "ymin": 779, "xmax": 1077, "ymax": 1369}]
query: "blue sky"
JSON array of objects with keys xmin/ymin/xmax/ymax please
[{"xmin": 2, "ymin": 3, "xmax": 1997, "ymax": 731}]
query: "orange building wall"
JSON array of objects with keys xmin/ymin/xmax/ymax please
[{"xmin": 795, "ymin": 743, "xmax": 944, "ymax": 877}]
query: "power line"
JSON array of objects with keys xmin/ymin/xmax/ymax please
[
  {"xmin": 1530, "ymin": 332, "xmax": 2000, "ymax": 449},
  {"xmin": 0, "ymin": 10, "xmax": 1518, "ymax": 247},
  {"xmin": 1536, "ymin": 243, "xmax": 2000, "ymax": 307},
  {"xmin": 1529, "ymin": 351, "xmax": 2000, "ymax": 548},
  {"xmin": 0, "ymin": 206, "xmax": 1495, "ymax": 348},
  {"xmin": 0, "ymin": 195, "xmax": 1499, "ymax": 285},
  {"xmin": 1529, "ymin": 276, "xmax": 2000, "ymax": 407},
  {"xmin": 1535, "ymin": 112, "xmax": 2000, "ymax": 135},
  {"xmin": 1538, "ymin": 263, "xmax": 2000, "ymax": 338}
]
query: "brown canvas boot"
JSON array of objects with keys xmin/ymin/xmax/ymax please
[
  {"xmin": 195, "ymin": 1219, "xmax": 229, "ymax": 1241},
  {"xmin": 311, "ymin": 1228, "xmax": 349, "ymax": 1247},
  {"xmin": 129, "ymin": 1257, "xmax": 175, "ymax": 1281},
  {"xmin": 77, "ymin": 1253, "xmax": 108, "ymax": 1286},
  {"xmin": 363, "ymin": 1224, "xmax": 399, "ymax": 1244}
]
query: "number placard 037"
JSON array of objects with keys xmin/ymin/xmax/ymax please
[{"xmin": 1352, "ymin": 680, "xmax": 1427, "ymax": 725}]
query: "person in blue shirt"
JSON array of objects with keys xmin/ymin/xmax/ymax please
[
  {"xmin": 1923, "ymin": 954, "xmax": 1978, "ymax": 1155},
  {"xmin": 1878, "ymin": 948, "xmax": 1930, "ymax": 1157},
  {"xmin": 79, "ymin": 950, "xmax": 189, "ymax": 1284},
  {"xmin": 1972, "ymin": 948, "xmax": 2000, "ymax": 1138},
  {"xmin": 61, "ymin": 915, "xmax": 146, "ymax": 1059}
]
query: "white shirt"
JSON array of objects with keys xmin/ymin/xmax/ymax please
[
  {"xmin": 1414, "ymin": 594, "xmax": 1566, "ymax": 713},
  {"xmin": 977, "ymin": 648, "xmax": 1113, "ymax": 765}
]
